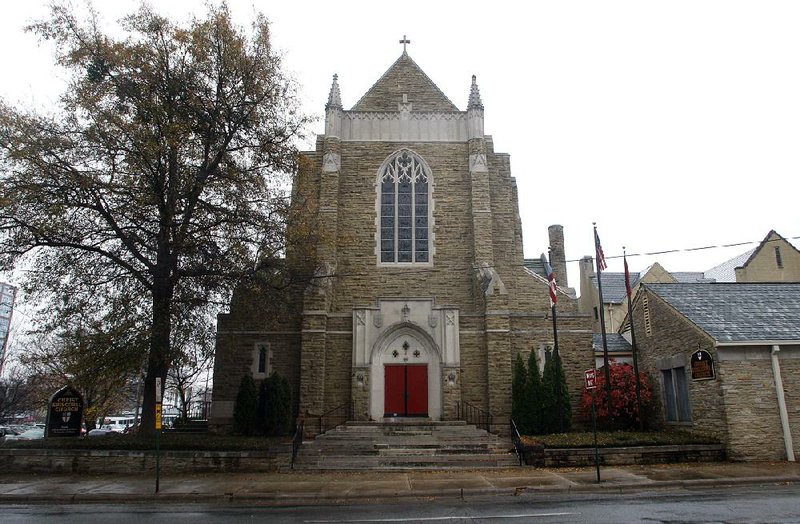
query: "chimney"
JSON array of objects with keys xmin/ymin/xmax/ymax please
[{"xmin": 548, "ymin": 225, "xmax": 568, "ymax": 288}]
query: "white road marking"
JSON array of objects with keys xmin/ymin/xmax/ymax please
[{"xmin": 304, "ymin": 512, "xmax": 577, "ymax": 523}]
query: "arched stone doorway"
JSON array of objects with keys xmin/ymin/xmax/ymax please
[{"xmin": 369, "ymin": 325, "xmax": 442, "ymax": 420}]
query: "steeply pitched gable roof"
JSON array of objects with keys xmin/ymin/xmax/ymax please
[
  {"xmin": 647, "ymin": 283, "xmax": 800, "ymax": 343},
  {"xmin": 739, "ymin": 230, "xmax": 800, "ymax": 270},
  {"xmin": 351, "ymin": 53, "xmax": 459, "ymax": 112}
]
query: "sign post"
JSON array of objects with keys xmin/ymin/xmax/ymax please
[
  {"xmin": 155, "ymin": 377, "xmax": 162, "ymax": 493},
  {"xmin": 585, "ymin": 369, "xmax": 601, "ymax": 483}
]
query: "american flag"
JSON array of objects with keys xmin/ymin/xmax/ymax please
[
  {"xmin": 541, "ymin": 253, "xmax": 558, "ymax": 305},
  {"xmin": 594, "ymin": 228, "xmax": 608, "ymax": 271},
  {"xmin": 624, "ymin": 253, "xmax": 633, "ymax": 297}
]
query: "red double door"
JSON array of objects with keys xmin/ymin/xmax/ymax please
[{"xmin": 384, "ymin": 364, "xmax": 428, "ymax": 417}]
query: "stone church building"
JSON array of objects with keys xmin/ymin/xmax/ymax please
[{"xmin": 210, "ymin": 47, "xmax": 593, "ymax": 433}]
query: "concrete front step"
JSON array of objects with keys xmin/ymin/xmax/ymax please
[
  {"xmin": 295, "ymin": 454, "xmax": 519, "ymax": 470},
  {"xmin": 293, "ymin": 420, "xmax": 517, "ymax": 471}
]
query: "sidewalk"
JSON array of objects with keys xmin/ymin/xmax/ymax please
[{"xmin": 0, "ymin": 462, "xmax": 797, "ymax": 506}]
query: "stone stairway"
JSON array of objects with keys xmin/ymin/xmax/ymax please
[{"xmin": 292, "ymin": 420, "xmax": 519, "ymax": 471}]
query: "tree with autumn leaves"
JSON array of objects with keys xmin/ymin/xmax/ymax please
[
  {"xmin": 581, "ymin": 362, "xmax": 654, "ymax": 429},
  {"xmin": 0, "ymin": 3, "xmax": 315, "ymax": 434}
]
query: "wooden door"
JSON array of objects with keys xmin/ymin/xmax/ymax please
[
  {"xmin": 384, "ymin": 365, "xmax": 405, "ymax": 417},
  {"xmin": 406, "ymin": 365, "xmax": 428, "ymax": 416},
  {"xmin": 384, "ymin": 364, "xmax": 428, "ymax": 417}
]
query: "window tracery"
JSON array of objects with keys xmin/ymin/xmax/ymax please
[{"xmin": 379, "ymin": 150, "xmax": 430, "ymax": 263}]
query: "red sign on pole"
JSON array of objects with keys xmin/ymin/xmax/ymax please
[{"xmin": 585, "ymin": 369, "xmax": 597, "ymax": 390}]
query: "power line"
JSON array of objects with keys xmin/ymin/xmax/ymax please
[{"xmin": 566, "ymin": 233, "xmax": 799, "ymax": 264}]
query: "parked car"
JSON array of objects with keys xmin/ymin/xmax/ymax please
[
  {"xmin": 86, "ymin": 428, "xmax": 121, "ymax": 437},
  {"xmin": 4, "ymin": 428, "xmax": 44, "ymax": 441},
  {"xmin": 0, "ymin": 426, "xmax": 21, "ymax": 438}
]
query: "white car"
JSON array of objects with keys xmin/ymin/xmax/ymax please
[{"xmin": 4, "ymin": 428, "xmax": 44, "ymax": 441}]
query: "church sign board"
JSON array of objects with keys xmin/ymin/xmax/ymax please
[
  {"xmin": 46, "ymin": 386, "xmax": 84, "ymax": 438},
  {"xmin": 690, "ymin": 350, "xmax": 715, "ymax": 380}
]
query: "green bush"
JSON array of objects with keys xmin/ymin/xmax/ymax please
[
  {"xmin": 233, "ymin": 374, "xmax": 258, "ymax": 436},
  {"xmin": 526, "ymin": 350, "xmax": 545, "ymax": 434},
  {"xmin": 541, "ymin": 348, "xmax": 571, "ymax": 433},
  {"xmin": 257, "ymin": 372, "xmax": 293, "ymax": 436},
  {"xmin": 512, "ymin": 353, "xmax": 528, "ymax": 432}
]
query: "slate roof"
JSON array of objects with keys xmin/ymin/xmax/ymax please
[
  {"xmin": 522, "ymin": 258, "xmax": 546, "ymax": 278},
  {"xmin": 589, "ymin": 273, "xmax": 640, "ymax": 304},
  {"xmin": 592, "ymin": 333, "xmax": 632, "ymax": 354},
  {"xmin": 646, "ymin": 283, "xmax": 800, "ymax": 343},
  {"xmin": 673, "ymin": 272, "xmax": 715, "ymax": 284},
  {"xmin": 590, "ymin": 271, "xmax": 713, "ymax": 304},
  {"xmin": 703, "ymin": 248, "xmax": 756, "ymax": 283}
]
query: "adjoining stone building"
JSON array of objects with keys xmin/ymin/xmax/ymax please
[
  {"xmin": 704, "ymin": 230, "xmax": 800, "ymax": 283},
  {"xmin": 631, "ymin": 283, "xmax": 800, "ymax": 461},
  {"xmin": 210, "ymin": 48, "xmax": 593, "ymax": 434}
]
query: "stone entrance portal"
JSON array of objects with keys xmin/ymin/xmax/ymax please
[{"xmin": 351, "ymin": 299, "xmax": 461, "ymax": 422}]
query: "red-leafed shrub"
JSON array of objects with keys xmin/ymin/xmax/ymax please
[{"xmin": 581, "ymin": 363, "xmax": 654, "ymax": 429}]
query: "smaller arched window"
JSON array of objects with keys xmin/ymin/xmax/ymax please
[{"xmin": 379, "ymin": 150, "xmax": 431, "ymax": 264}]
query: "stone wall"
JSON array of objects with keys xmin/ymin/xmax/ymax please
[
  {"xmin": 633, "ymin": 289, "xmax": 729, "ymax": 441},
  {"xmin": 544, "ymin": 444, "xmax": 725, "ymax": 467},
  {"xmin": 0, "ymin": 448, "xmax": 289, "ymax": 474},
  {"xmin": 716, "ymin": 345, "xmax": 800, "ymax": 461}
]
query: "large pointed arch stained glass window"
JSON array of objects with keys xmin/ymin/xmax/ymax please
[{"xmin": 380, "ymin": 150, "xmax": 430, "ymax": 263}]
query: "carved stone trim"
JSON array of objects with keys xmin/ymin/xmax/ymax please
[
  {"xmin": 322, "ymin": 152, "xmax": 341, "ymax": 173},
  {"xmin": 339, "ymin": 111, "xmax": 469, "ymax": 142},
  {"xmin": 469, "ymin": 153, "xmax": 488, "ymax": 172}
]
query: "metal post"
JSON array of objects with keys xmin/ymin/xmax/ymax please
[
  {"xmin": 591, "ymin": 387, "xmax": 600, "ymax": 483},
  {"xmin": 155, "ymin": 377, "xmax": 162, "ymax": 493}
]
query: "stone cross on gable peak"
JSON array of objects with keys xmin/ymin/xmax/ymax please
[{"xmin": 399, "ymin": 35, "xmax": 411, "ymax": 54}]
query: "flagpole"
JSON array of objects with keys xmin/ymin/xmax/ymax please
[
  {"xmin": 593, "ymin": 223, "xmax": 613, "ymax": 419},
  {"xmin": 548, "ymin": 249, "xmax": 563, "ymax": 431},
  {"xmin": 624, "ymin": 248, "xmax": 644, "ymax": 431}
]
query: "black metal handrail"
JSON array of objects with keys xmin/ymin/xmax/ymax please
[
  {"xmin": 315, "ymin": 401, "xmax": 353, "ymax": 435},
  {"xmin": 290, "ymin": 419, "xmax": 304, "ymax": 470},
  {"xmin": 510, "ymin": 418, "xmax": 525, "ymax": 466},
  {"xmin": 456, "ymin": 400, "xmax": 494, "ymax": 432}
]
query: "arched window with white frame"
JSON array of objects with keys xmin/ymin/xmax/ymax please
[{"xmin": 378, "ymin": 150, "xmax": 432, "ymax": 264}]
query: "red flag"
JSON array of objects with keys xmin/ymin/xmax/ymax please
[
  {"xmin": 541, "ymin": 253, "xmax": 558, "ymax": 305},
  {"xmin": 594, "ymin": 228, "xmax": 608, "ymax": 271},
  {"xmin": 624, "ymin": 254, "xmax": 633, "ymax": 297}
]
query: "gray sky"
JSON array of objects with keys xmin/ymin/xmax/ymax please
[{"xmin": 1, "ymin": 0, "xmax": 798, "ymax": 291}]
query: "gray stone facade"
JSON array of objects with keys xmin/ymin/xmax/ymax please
[{"xmin": 211, "ymin": 51, "xmax": 593, "ymax": 434}]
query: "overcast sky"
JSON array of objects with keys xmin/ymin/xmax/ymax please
[{"xmin": 1, "ymin": 0, "xmax": 798, "ymax": 291}]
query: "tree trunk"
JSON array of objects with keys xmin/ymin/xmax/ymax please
[{"xmin": 140, "ymin": 273, "xmax": 173, "ymax": 436}]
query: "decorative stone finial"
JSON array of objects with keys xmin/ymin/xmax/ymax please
[
  {"xmin": 326, "ymin": 73, "xmax": 342, "ymax": 110},
  {"xmin": 467, "ymin": 74, "xmax": 483, "ymax": 110}
]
